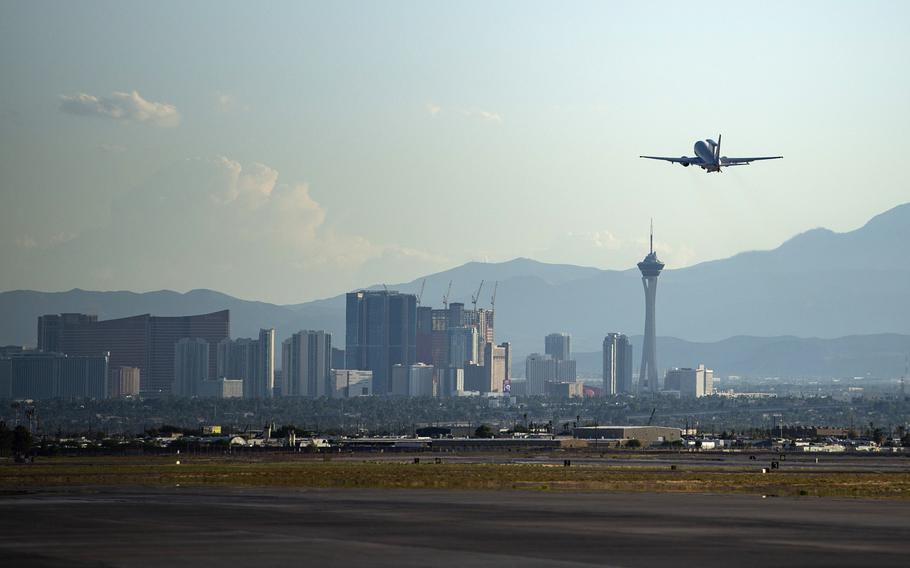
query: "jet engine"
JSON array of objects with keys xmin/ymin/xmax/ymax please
[{"xmin": 680, "ymin": 156, "xmax": 690, "ymax": 167}]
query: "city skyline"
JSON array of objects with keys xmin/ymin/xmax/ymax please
[
  {"xmin": 2, "ymin": 2, "xmax": 910, "ymax": 303},
  {"xmin": 2, "ymin": 4, "xmax": 908, "ymax": 565}
]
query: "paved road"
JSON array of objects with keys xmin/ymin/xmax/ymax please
[{"xmin": 1, "ymin": 487, "xmax": 908, "ymax": 567}]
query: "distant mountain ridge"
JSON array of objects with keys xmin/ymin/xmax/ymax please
[
  {"xmin": 571, "ymin": 333, "xmax": 910, "ymax": 379},
  {"xmin": 2, "ymin": 202, "xmax": 909, "ymax": 374}
]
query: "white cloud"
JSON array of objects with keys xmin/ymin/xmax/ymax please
[
  {"xmin": 463, "ymin": 109, "xmax": 503, "ymax": 123},
  {"xmin": 59, "ymin": 90, "xmax": 180, "ymax": 126},
  {"xmin": 27, "ymin": 157, "xmax": 445, "ymax": 302},
  {"xmin": 215, "ymin": 92, "xmax": 249, "ymax": 113},
  {"xmin": 15, "ymin": 236, "xmax": 37, "ymax": 249},
  {"xmin": 537, "ymin": 229, "xmax": 697, "ymax": 270},
  {"xmin": 566, "ymin": 230, "xmax": 624, "ymax": 251},
  {"xmin": 424, "ymin": 105, "xmax": 502, "ymax": 123},
  {"xmin": 13, "ymin": 232, "xmax": 76, "ymax": 250}
]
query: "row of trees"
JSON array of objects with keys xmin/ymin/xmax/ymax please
[{"xmin": 3, "ymin": 394, "xmax": 908, "ymax": 439}]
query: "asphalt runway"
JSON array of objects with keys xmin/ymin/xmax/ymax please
[
  {"xmin": 1, "ymin": 487, "xmax": 908, "ymax": 567},
  {"xmin": 431, "ymin": 452, "xmax": 910, "ymax": 472}
]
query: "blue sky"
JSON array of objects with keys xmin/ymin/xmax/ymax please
[{"xmin": 1, "ymin": 1, "xmax": 908, "ymax": 302}]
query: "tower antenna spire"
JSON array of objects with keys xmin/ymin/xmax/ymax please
[{"xmin": 650, "ymin": 218, "xmax": 654, "ymax": 254}]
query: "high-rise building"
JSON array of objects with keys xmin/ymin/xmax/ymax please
[
  {"xmin": 525, "ymin": 353, "xmax": 555, "ymax": 396},
  {"xmin": 447, "ymin": 302, "xmax": 465, "ymax": 328},
  {"xmin": 463, "ymin": 362, "xmax": 485, "ymax": 393},
  {"xmin": 417, "ymin": 302, "xmax": 492, "ymax": 368},
  {"xmin": 482, "ymin": 342, "xmax": 510, "ymax": 393},
  {"xmin": 477, "ymin": 309, "xmax": 495, "ymax": 345},
  {"xmin": 174, "ymin": 338, "xmax": 210, "ymax": 397},
  {"xmin": 416, "ymin": 306, "xmax": 434, "ymax": 364},
  {"xmin": 217, "ymin": 339, "xmax": 253, "ymax": 380},
  {"xmin": 525, "ymin": 352, "xmax": 575, "ymax": 396},
  {"xmin": 429, "ymin": 309, "xmax": 450, "ymax": 368},
  {"xmin": 391, "ymin": 363, "xmax": 436, "ymax": 397},
  {"xmin": 216, "ymin": 328, "xmax": 275, "ymax": 399},
  {"xmin": 257, "ymin": 328, "xmax": 276, "ymax": 398},
  {"xmin": 282, "ymin": 330, "xmax": 332, "ymax": 397},
  {"xmin": 409, "ymin": 363, "xmax": 435, "ymax": 397},
  {"xmin": 448, "ymin": 326, "xmax": 478, "ymax": 369},
  {"xmin": 345, "ymin": 290, "xmax": 417, "ymax": 395},
  {"xmin": 36, "ymin": 310, "xmax": 229, "ymax": 395},
  {"xmin": 390, "ymin": 364, "xmax": 410, "ymax": 396},
  {"xmin": 0, "ymin": 351, "xmax": 109, "ymax": 400},
  {"xmin": 545, "ymin": 333, "xmax": 571, "ymax": 361},
  {"xmin": 637, "ymin": 222, "xmax": 664, "ymax": 393},
  {"xmin": 272, "ymin": 369, "xmax": 283, "ymax": 397},
  {"xmin": 465, "ymin": 309, "xmax": 494, "ymax": 364},
  {"xmin": 556, "ymin": 359, "xmax": 577, "ymax": 381},
  {"xmin": 111, "ymin": 366, "xmax": 141, "ymax": 398},
  {"xmin": 331, "ymin": 347, "xmax": 346, "ymax": 370},
  {"xmin": 38, "ymin": 313, "xmax": 97, "ymax": 353},
  {"xmin": 439, "ymin": 367, "xmax": 464, "ymax": 397},
  {"xmin": 603, "ymin": 333, "xmax": 634, "ymax": 395}
]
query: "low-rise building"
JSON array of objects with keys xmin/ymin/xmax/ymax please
[
  {"xmin": 200, "ymin": 378, "xmax": 243, "ymax": 398},
  {"xmin": 664, "ymin": 364, "xmax": 713, "ymax": 398},
  {"xmin": 331, "ymin": 369, "xmax": 373, "ymax": 398},
  {"xmin": 546, "ymin": 381, "xmax": 584, "ymax": 398},
  {"xmin": 573, "ymin": 425, "xmax": 682, "ymax": 446}
]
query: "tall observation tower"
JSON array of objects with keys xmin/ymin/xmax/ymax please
[{"xmin": 637, "ymin": 221, "xmax": 665, "ymax": 393}]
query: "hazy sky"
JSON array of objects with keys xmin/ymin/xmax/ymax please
[{"xmin": 1, "ymin": 1, "xmax": 908, "ymax": 303}]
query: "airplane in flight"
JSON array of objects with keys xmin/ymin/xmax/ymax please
[{"xmin": 640, "ymin": 135, "xmax": 782, "ymax": 173}]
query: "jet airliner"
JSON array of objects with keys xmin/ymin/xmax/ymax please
[{"xmin": 640, "ymin": 135, "xmax": 782, "ymax": 173}]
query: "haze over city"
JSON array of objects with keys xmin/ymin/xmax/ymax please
[{"xmin": 2, "ymin": 1, "xmax": 909, "ymax": 303}]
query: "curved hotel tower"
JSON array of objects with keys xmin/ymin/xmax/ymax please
[{"xmin": 637, "ymin": 222, "xmax": 664, "ymax": 393}]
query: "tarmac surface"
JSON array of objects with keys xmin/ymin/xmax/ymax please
[
  {"xmin": 1, "ymin": 486, "xmax": 908, "ymax": 567},
  {"xmin": 428, "ymin": 451, "xmax": 910, "ymax": 472}
]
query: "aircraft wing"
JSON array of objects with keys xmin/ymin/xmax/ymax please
[
  {"xmin": 721, "ymin": 156, "xmax": 783, "ymax": 165},
  {"xmin": 639, "ymin": 155, "xmax": 704, "ymax": 165}
]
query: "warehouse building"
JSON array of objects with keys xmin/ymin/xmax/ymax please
[{"xmin": 573, "ymin": 426, "xmax": 681, "ymax": 446}]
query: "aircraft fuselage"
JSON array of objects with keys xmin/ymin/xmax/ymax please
[{"xmin": 693, "ymin": 140, "xmax": 720, "ymax": 172}]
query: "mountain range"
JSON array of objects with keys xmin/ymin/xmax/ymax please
[
  {"xmin": 573, "ymin": 334, "xmax": 910, "ymax": 380},
  {"xmin": 2, "ymin": 202, "xmax": 908, "ymax": 378}
]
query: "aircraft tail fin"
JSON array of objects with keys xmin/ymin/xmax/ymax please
[{"xmin": 715, "ymin": 133, "xmax": 722, "ymax": 161}]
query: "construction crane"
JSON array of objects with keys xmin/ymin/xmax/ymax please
[
  {"xmin": 416, "ymin": 279, "xmax": 426, "ymax": 307},
  {"xmin": 442, "ymin": 280, "xmax": 453, "ymax": 310},
  {"xmin": 471, "ymin": 280, "xmax": 485, "ymax": 313},
  {"xmin": 647, "ymin": 407, "xmax": 657, "ymax": 426},
  {"xmin": 490, "ymin": 281, "xmax": 498, "ymax": 311}
]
